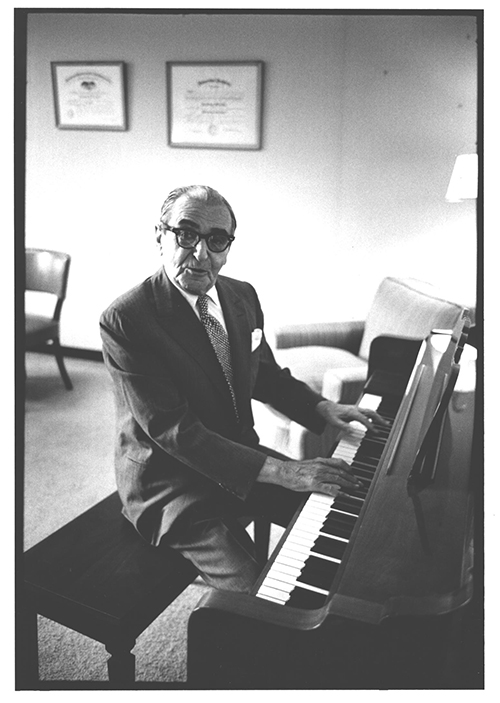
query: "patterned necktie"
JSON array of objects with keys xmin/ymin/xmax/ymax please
[{"xmin": 197, "ymin": 294, "xmax": 239, "ymax": 420}]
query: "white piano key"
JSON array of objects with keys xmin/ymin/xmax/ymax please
[
  {"xmin": 293, "ymin": 526, "xmax": 349, "ymax": 544},
  {"xmin": 266, "ymin": 569, "xmax": 299, "ymax": 587},
  {"xmin": 290, "ymin": 526, "xmax": 322, "ymax": 541},
  {"xmin": 291, "ymin": 523, "xmax": 327, "ymax": 539},
  {"xmin": 295, "ymin": 514, "xmax": 328, "ymax": 527},
  {"xmin": 287, "ymin": 533, "xmax": 317, "ymax": 549},
  {"xmin": 297, "ymin": 515, "xmax": 328, "ymax": 528},
  {"xmin": 309, "ymin": 492, "xmax": 334, "ymax": 505},
  {"xmin": 257, "ymin": 593, "xmax": 285, "ymax": 604},
  {"xmin": 282, "ymin": 542, "xmax": 311, "ymax": 557},
  {"xmin": 359, "ymin": 393, "xmax": 383, "ymax": 410},
  {"xmin": 265, "ymin": 577, "xmax": 294, "ymax": 594},
  {"xmin": 268, "ymin": 562, "xmax": 303, "ymax": 578},
  {"xmin": 294, "ymin": 518, "xmax": 325, "ymax": 531},
  {"xmin": 258, "ymin": 584, "xmax": 290, "ymax": 602},
  {"xmin": 275, "ymin": 553, "xmax": 307, "ymax": 569},
  {"xmin": 281, "ymin": 545, "xmax": 341, "ymax": 564},
  {"xmin": 265, "ymin": 569, "xmax": 330, "ymax": 596},
  {"xmin": 296, "ymin": 505, "xmax": 326, "ymax": 518},
  {"xmin": 302, "ymin": 502, "xmax": 332, "ymax": 516}
]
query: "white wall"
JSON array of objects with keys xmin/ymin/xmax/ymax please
[{"xmin": 25, "ymin": 12, "xmax": 478, "ymax": 350}]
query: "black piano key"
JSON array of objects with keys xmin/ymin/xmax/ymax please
[
  {"xmin": 298, "ymin": 556, "xmax": 339, "ymax": 591},
  {"xmin": 312, "ymin": 535, "xmax": 346, "ymax": 560},
  {"xmin": 323, "ymin": 510, "xmax": 357, "ymax": 528},
  {"xmin": 333, "ymin": 497, "xmax": 363, "ymax": 515},
  {"xmin": 286, "ymin": 587, "xmax": 328, "ymax": 609},
  {"xmin": 358, "ymin": 438, "xmax": 384, "ymax": 456},
  {"xmin": 352, "ymin": 456, "xmax": 379, "ymax": 470},
  {"xmin": 320, "ymin": 518, "xmax": 354, "ymax": 540},
  {"xmin": 353, "ymin": 452, "xmax": 380, "ymax": 465}
]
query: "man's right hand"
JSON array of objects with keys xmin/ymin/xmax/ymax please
[{"xmin": 257, "ymin": 455, "xmax": 363, "ymax": 498}]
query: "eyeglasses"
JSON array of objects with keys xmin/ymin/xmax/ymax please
[{"xmin": 159, "ymin": 224, "xmax": 235, "ymax": 253}]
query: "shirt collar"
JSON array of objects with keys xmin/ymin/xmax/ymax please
[{"xmin": 166, "ymin": 271, "xmax": 221, "ymax": 311}]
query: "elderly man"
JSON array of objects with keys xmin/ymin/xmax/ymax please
[{"xmin": 100, "ymin": 185, "xmax": 382, "ymax": 592}]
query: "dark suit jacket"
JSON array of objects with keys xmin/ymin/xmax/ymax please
[{"xmin": 100, "ymin": 267, "xmax": 326, "ymax": 545}]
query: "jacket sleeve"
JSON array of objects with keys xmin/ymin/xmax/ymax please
[
  {"xmin": 253, "ymin": 338, "xmax": 327, "ymax": 435},
  {"xmin": 100, "ymin": 305, "xmax": 266, "ymax": 501}
]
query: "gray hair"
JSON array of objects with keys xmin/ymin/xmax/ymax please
[{"xmin": 159, "ymin": 185, "xmax": 237, "ymax": 233}]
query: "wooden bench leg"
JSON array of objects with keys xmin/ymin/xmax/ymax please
[
  {"xmin": 254, "ymin": 517, "xmax": 271, "ymax": 567},
  {"xmin": 17, "ymin": 601, "xmax": 39, "ymax": 688},
  {"xmin": 105, "ymin": 640, "xmax": 136, "ymax": 684}
]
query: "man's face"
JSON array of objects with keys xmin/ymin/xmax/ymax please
[{"xmin": 159, "ymin": 195, "xmax": 233, "ymax": 295}]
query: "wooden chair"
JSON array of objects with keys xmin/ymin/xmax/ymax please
[{"xmin": 25, "ymin": 248, "xmax": 73, "ymax": 390}]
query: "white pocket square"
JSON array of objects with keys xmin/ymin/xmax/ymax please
[{"xmin": 251, "ymin": 328, "xmax": 263, "ymax": 352}]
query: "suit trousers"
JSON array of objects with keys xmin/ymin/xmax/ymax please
[{"xmin": 159, "ymin": 450, "xmax": 304, "ymax": 593}]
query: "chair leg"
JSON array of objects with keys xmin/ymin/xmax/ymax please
[{"xmin": 52, "ymin": 338, "xmax": 73, "ymax": 390}]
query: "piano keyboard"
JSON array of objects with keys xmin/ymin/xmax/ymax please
[{"xmin": 256, "ymin": 392, "xmax": 397, "ymax": 608}]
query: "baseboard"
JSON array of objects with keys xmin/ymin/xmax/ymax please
[{"xmin": 32, "ymin": 347, "xmax": 104, "ymax": 362}]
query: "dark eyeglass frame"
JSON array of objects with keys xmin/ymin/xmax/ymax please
[{"xmin": 158, "ymin": 223, "xmax": 235, "ymax": 253}]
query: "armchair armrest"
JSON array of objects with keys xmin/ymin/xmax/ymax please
[{"xmin": 275, "ymin": 321, "xmax": 365, "ymax": 354}]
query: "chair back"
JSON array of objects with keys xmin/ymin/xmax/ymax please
[
  {"xmin": 26, "ymin": 249, "xmax": 71, "ymax": 319},
  {"xmin": 358, "ymin": 277, "xmax": 470, "ymax": 361}
]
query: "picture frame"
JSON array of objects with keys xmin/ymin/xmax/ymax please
[
  {"xmin": 51, "ymin": 61, "xmax": 127, "ymax": 131},
  {"xmin": 166, "ymin": 61, "xmax": 264, "ymax": 150}
]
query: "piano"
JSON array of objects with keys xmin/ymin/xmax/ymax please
[{"xmin": 188, "ymin": 311, "xmax": 480, "ymax": 689}]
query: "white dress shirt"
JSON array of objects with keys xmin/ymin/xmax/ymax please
[{"xmin": 167, "ymin": 274, "xmax": 228, "ymax": 331}]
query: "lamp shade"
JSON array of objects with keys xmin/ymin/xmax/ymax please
[{"xmin": 445, "ymin": 153, "xmax": 478, "ymax": 202}]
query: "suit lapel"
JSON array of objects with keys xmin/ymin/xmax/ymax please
[
  {"xmin": 217, "ymin": 278, "xmax": 252, "ymax": 404},
  {"xmin": 150, "ymin": 268, "xmax": 235, "ymax": 403}
]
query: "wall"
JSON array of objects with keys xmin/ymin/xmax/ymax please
[{"xmin": 25, "ymin": 11, "xmax": 478, "ymax": 350}]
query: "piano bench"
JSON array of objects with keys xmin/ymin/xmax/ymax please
[{"xmin": 20, "ymin": 491, "xmax": 200, "ymax": 687}]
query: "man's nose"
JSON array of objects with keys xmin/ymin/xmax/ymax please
[{"xmin": 193, "ymin": 239, "xmax": 209, "ymax": 260}]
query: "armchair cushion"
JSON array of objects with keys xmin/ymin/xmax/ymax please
[{"xmin": 273, "ymin": 345, "xmax": 366, "ymax": 394}]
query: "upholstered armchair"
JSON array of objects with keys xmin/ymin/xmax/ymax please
[{"xmin": 252, "ymin": 276, "xmax": 472, "ymax": 460}]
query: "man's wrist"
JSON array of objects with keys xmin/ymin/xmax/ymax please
[
  {"xmin": 316, "ymin": 398, "xmax": 334, "ymax": 420},
  {"xmin": 256, "ymin": 456, "xmax": 285, "ymax": 485}
]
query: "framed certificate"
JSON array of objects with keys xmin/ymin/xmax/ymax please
[
  {"xmin": 51, "ymin": 61, "xmax": 127, "ymax": 131},
  {"xmin": 167, "ymin": 61, "xmax": 264, "ymax": 149}
]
